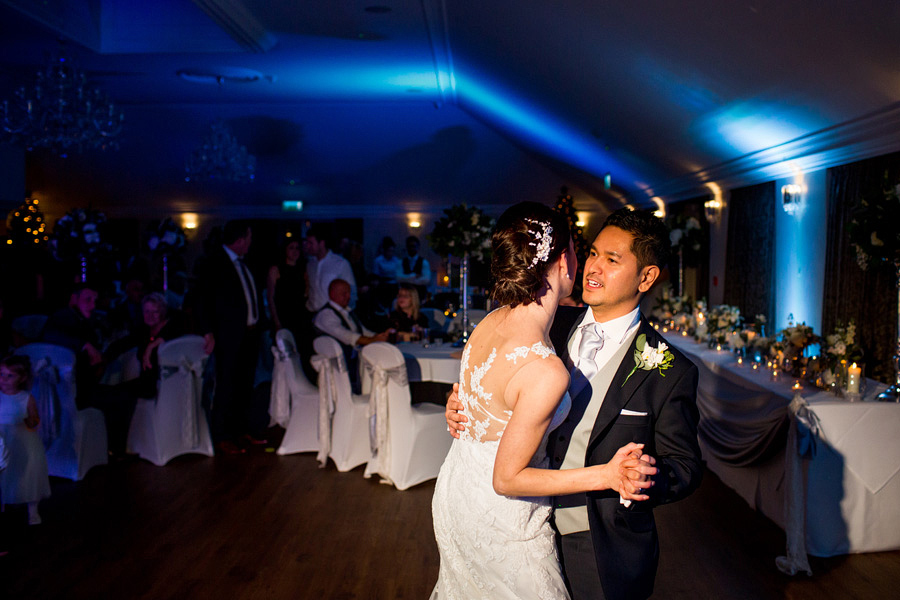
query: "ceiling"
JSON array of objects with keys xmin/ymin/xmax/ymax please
[{"xmin": 1, "ymin": 0, "xmax": 900, "ymax": 220}]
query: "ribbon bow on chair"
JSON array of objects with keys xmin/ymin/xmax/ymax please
[
  {"xmin": 776, "ymin": 395, "xmax": 823, "ymax": 577},
  {"xmin": 270, "ymin": 345, "xmax": 294, "ymax": 428},
  {"xmin": 360, "ymin": 356, "xmax": 408, "ymax": 484},
  {"xmin": 161, "ymin": 357, "xmax": 206, "ymax": 449},
  {"xmin": 32, "ymin": 357, "xmax": 62, "ymax": 448},
  {"xmin": 310, "ymin": 354, "xmax": 346, "ymax": 468}
]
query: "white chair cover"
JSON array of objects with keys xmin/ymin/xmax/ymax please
[
  {"xmin": 126, "ymin": 335, "xmax": 214, "ymax": 466},
  {"xmin": 11, "ymin": 314, "xmax": 49, "ymax": 343},
  {"xmin": 15, "ymin": 343, "xmax": 108, "ymax": 480},
  {"xmin": 360, "ymin": 342, "xmax": 452, "ymax": 490},
  {"xmin": 420, "ymin": 307, "xmax": 448, "ymax": 332},
  {"xmin": 274, "ymin": 330, "xmax": 321, "ymax": 457},
  {"xmin": 269, "ymin": 329, "xmax": 317, "ymax": 428},
  {"xmin": 313, "ymin": 336, "xmax": 372, "ymax": 472}
]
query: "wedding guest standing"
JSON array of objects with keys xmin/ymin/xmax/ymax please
[
  {"xmin": 373, "ymin": 236, "xmax": 402, "ymax": 284},
  {"xmin": 304, "ymin": 224, "xmax": 357, "ymax": 312},
  {"xmin": 266, "ymin": 238, "xmax": 309, "ymax": 337},
  {"xmin": 196, "ymin": 221, "xmax": 267, "ymax": 455},
  {"xmin": 398, "ymin": 235, "xmax": 431, "ymax": 301},
  {"xmin": 0, "ymin": 355, "xmax": 51, "ymax": 526}
]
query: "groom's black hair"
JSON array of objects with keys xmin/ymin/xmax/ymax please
[{"xmin": 602, "ymin": 208, "xmax": 671, "ymax": 270}]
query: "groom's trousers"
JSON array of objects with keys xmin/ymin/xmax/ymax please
[{"xmin": 559, "ymin": 531, "xmax": 607, "ymax": 599}]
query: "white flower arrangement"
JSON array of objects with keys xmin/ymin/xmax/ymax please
[{"xmin": 429, "ymin": 203, "xmax": 495, "ymax": 262}]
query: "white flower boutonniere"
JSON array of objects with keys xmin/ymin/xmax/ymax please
[{"xmin": 623, "ymin": 334, "xmax": 675, "ymax": 386}]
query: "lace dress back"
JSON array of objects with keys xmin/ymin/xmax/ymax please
[{"xmin": 431, "ymin": 325, "xmax": 571, "ymax": 600}]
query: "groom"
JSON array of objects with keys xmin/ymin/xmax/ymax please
[{"xmin": 447, "ymin": 208, "xmax": 702, "ymax": 600}]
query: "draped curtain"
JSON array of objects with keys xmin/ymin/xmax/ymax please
[
  {"xmin": 724, "ymin": 181, "xmax": 776, "ymax": 325},
  {"xmin": 823, "ymin": 151, "xmax": 900, "ymax": 382}
]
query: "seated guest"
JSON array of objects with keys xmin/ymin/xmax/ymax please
[
  {"xmin": 389, "ymin": 284, "xmax": 428, "ymax": 341},
  {"xmin": 129, "ymin": 293, "xmax": 184, "ymax": 399},
  {"xmin": 313, "ymin": 279, "xmax": 391, "ymax": 394},
  {"xmin": 398, "ymin": 235, "xmax": 432, "ymax": 302},
  {"xmin": 41, "ymin": 283, "xmax": 134, "ymax": 458}
]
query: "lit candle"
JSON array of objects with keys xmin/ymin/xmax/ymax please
[
  {"xmin": 682, "ymin": 330, "xmax": 687, "ymax": 337},
  {"xmin": 847, "ymin": 362, "xmax": 861, "ymax": 394},
  {"xmin": 737, "ymin": 356, "xmax": 743, "ymax": 365},
  {"xmin": 752, "ymin": 363, "xmax": 759, "ymax": 370},
  {"xmin": 792, "ymin": 381, "xmax": 801, "ymax": 391},
  {"xmin": 662, "ymin": 327, "xmax": 668, "ymax": 333},
  {"xmin": 716, "ymin": 344, "xmax": 722, "ymax": 351}
]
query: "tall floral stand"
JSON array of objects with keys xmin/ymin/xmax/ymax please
[
  {"xmin": 877, "ymin": 259, "xmax": 900, "ymax": 402},
  {"xmin": 454, "ymin": 252, "xmax": 471, "ymax": 347}
]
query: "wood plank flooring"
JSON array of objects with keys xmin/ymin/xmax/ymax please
[{"xmin": 2, "ymin": 432, "xmax": 898, "ymax": 599}]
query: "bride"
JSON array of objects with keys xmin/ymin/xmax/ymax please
[{"xmin": 430, "ymin": 202, "xmax": 656, "ymax": 599}]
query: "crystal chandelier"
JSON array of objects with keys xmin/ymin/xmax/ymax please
[
  {"xmin": 1, "ymin": 51, "xmax": 124, "ymax": 155},
  {"xmin": 184, "ymin": 121, "xmax": 256, "ymax": 183}
]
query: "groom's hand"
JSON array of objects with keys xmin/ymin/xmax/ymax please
[
  {"xmin": 445, "ymin": 383, "xmax": 467, "ymax": 439},
  {"xmin": 607, "ymin": 443, "xmax": 658, "ymax": 501}
]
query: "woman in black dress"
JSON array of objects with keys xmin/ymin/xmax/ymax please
[{"xmin": 266, "ymin": 239, "xmax": 314, "ymax": 377}]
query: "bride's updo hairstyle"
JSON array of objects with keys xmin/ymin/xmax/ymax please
[{"xmin": 490, "ymin": 201, "xmax": 570, "ymax": 308}]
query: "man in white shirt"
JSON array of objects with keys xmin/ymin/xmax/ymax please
[
  {"xmin": 304, "ymin": 224, "xmax": 357, "ymax": 312},
  {"xmin": 313, "ymin": 279, "xmax": 391, "ymax": 393}
]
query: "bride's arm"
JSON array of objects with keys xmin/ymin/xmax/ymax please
[{"xmin": 492, "ymin": 361, "xmax": 655, "ymax": 499}]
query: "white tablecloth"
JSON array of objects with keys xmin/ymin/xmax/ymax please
[
  {"xmin": 397, "ymin": 342, "xmax": 461, "ymax": 384},
  {"xmin": 668, "ymin": 334, "xmax": 900, "ymax": 557}
]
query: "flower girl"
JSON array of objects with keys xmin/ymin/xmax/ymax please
[{"xmin": 0, "ymin": 355, "xmax": 51, "ymax": 525}]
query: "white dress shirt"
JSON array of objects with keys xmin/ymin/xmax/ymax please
[
  {"xmin": 313, "ymin": 300, "xmax": 374, "ymax": 347},
  {"xmin": 569, "ymin": 306, "xmax": 642, "ymax": 381},
  {"xmin": 307, "ymin": 250, "xmax": 357, "ymax": 312},
  {"xmin": 223, "ymin": 245, "xmax": 258, "ymax": 327}
]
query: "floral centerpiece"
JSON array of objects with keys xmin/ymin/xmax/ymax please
[
  {"xmin": 50, "ymin": 208, "xmax": 112, "ymax": 281},
  {"xmin": 668, "ymin": 216, "xmax": 704, "ymax": 261},
  {"xmin": 148, "ymin": 218, "xmax": 186, "ymax": 256},
  {"xmin": 692, "ymin": 300, "xmax": 709, "ymax": 340},
  {"xmin": 429, "ymin": 203, "xmax": 494, "ymax": 263},
  {"xmin": 770, "ymin": 321, "xmax": 820, "ymax": 378},
  {"xmin": 651, "ymin": 283, "xmax": 692, "ymax": 326},
  {"xmin": 706, "ymin": 304, "xmax": 741, "ymax": 345}
]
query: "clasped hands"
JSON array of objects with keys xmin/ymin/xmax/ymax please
[{"xmin": 444, "ymin": 383, "xmax": 658, "ymax": 503}]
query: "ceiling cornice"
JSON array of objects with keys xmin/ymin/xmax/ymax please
[
  {"xmin": 191, "ymin": 0, "xmax": 276, "ymax": 53},
  {"xmin": 649, "ymin": 101, "xmax": 900, "ymax": 202}
]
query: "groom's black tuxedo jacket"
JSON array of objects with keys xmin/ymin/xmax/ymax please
[{"xmin": 548, "ymin": 306, "xmax": 702, "ymax": 600}]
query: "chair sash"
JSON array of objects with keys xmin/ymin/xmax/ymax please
[
  {"xmin": 775, "ymin": 394, "xmax": 821, "ymax": 577},
  {"xmin": 32, "ymin": 358, "xmax": 62, "ymax": 448},
  {"xmin": 270, "ymin": 345, "xmax": 294, "ymax": 428},
  {"xmin": 160, "ymin": 357, "xmax": 206, "ymax": 449},
  {"xmin": 360, "ymin": 356, "xmax": 408, "ymax": 483},
  {"xmin": 310, "ymin": 354, "xmax": 345, "ymax": 467}
]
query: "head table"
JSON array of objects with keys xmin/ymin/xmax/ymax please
[{"xmin": 666, "ymin": 333, "xmax": 900, "ymax": 569}]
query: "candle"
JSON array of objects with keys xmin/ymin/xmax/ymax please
[
  {"xmin": 682, "ymin": 330, "xmax": 687, "ymax": 337},
  {"xmin": 847, "ymin": 362, "xmax": 861, "ymax": 395},
  {"xmin": 752, "ymin": 363, "xmax": 759, "ymax": 370},
  {"xmin": 792, "ymin": 381, "xmax": 801, "ymax": 391},
  {"xmin": 737, "ymin": 356, "xmax": 743, "ymax": 365},
  {"xmin": 716, "ymin": 344, "xmax": 722, "ymax": 351}
]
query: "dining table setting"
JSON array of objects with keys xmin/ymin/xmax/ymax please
[{"xmin": 665, "ymin": 331, "xmax": 900, "ymax": 568}]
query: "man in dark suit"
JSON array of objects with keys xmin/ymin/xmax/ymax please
[
  {"xmin": 196, "ymin": 220, "xmax": 266, "ymax": 455},
  {"xmin": 447, "ymin": 208, "xmax": 701, "ymax": 600}
]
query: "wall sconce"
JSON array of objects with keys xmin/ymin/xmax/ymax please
[
  {"xmin": 180, "ymin": 213, "xmax": 198, "ymax": 231},
  {"xmin": 407, "ymin": 213, "xmax": 421, "ymax": 228},
  {"xmin": 704, "ymin": 198, "xmax": 722, "ymax": 223},
  {"xmin": 782, "ymin": 184, "xmax": 803, "ymax": 215}
]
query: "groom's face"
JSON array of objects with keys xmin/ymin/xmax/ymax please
[{"xmin": 582, "ymin": 226, "xmax": 648, "ymax": 321}]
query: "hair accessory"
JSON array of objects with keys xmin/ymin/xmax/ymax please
[{"xmin": 524, "ymin": 218, "xmax": 553, "ymax": 268}]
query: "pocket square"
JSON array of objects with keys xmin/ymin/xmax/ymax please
[{"xmin": 620, "ymin": 409, "xmax": 648, "ymax": 416}]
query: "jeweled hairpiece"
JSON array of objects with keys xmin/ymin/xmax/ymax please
[{"xmin": 524, "ymin": 218, "xmax": 553, "ymax": 268}]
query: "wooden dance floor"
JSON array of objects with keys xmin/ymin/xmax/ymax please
[{"xmin": 2, "ymin": 431, "xmax": 898, "ymax": 599}]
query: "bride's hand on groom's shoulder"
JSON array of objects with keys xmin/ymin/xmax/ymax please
[
  {"xmin": 445, "ymin": 383, "xmax": 468, "ymax": 439},
  {"xmin": 604, "ymin": 442, "xmax": 658, "ymax": 501}
]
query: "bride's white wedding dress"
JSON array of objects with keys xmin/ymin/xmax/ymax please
[{"xmin": 431, "ymin": 340, "xmax": 571, "ymax": 600}]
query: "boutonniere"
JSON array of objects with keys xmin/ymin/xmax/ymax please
[{"xmin": 622, "ymin": 334, "xmax": 675, "ymax": 386}]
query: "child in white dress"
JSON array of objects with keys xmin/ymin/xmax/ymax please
[{"xmin": 0, "ymin": 355, "xmax": 51, "ymax": 525}]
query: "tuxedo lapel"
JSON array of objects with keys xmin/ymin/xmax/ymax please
[{"xmin": 588, "ymin": 317, "xmax": 656, "ymax": 448}]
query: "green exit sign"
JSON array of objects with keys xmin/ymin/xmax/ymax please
[{"xmin": 281, "ymin": 201, "xmax": 303, "ymax": 212}]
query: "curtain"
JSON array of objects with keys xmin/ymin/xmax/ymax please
[
  {"xmin": 724, "ymin": 181, "xmax": 776, "ymax": 325},
  {"xmin": 823, "ymin": 152, "xmax": 900, "ymax": 382}
]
